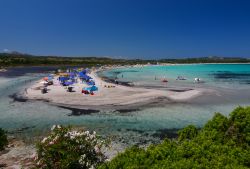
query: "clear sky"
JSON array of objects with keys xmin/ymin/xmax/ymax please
[{"xmin": 0, "ymin": 0, "xmax": 250, "ymax": 59}]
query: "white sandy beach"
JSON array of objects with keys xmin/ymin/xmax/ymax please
[{"xmin": 23, "ymin": 70, "xmax": 215, "ymax": 109}]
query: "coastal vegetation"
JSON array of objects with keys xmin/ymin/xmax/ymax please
[
  {"xmin": 100, "ymin": 106, "xmax": 250, "ymax": 169},
  {"xmin": 0, "ymin": 53, "xmax": 249, "ymax": 67},
  {"xmin": 0, "ymin": 53, "xmax": 149, "ymax": 67},
  {"xmin": 0, "ymin": 128, "xmax": 8, "ymax": 150},
  {"xmin": 20, "ymin": 106, "xmax": 250, "ymax": 168},
  {"xmin": 35, "ymin": 125, "xmax": 107, "ymax": 169}
]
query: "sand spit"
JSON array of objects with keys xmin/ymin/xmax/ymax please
[{"xmin": 23, "ymin": 71, "xmax": 214, "ymax": 110}]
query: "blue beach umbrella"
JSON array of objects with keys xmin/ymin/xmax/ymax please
[
  {"xmin": 63, "ymin": 81, "xmax": 74, "ymax": 86},
  {"xmin": 90, "ymin": 85, "xmax": 98, "ymax": 91}
]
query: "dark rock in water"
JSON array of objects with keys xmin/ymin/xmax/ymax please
[
  {"xmin": 151, "ymin": 128, "xmax": 179, "ymax": 139},
  {"xmin": 58, "ymin": 106, "xmax": 99, "ymax": 116},
  {"xmin": 9, "ymin": 93, "xmax": 28, "ymax": 102},
  {"xmin": 116, "ymin": 108, "xmax": 140, "ymax": 113}
]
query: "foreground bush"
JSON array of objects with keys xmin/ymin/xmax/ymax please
[
  {"xmin": 100, "ymin": 106, "xmax": 250, "ymax": 169},
  {"xmin": 36, "ymin": 125, "xmax": 107, "ymax": 169},
  {"xmin": 0, "ymin": 128, "xmax": 8, "ymax": 150}
]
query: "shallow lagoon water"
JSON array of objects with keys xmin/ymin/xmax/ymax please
[{"xmin": 0, "ymin": 65, "xmax": 249, "ymax": 145}]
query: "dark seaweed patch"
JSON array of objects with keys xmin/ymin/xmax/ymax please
[
  {"xmin": 58, "ymin": 106, "xmax": 99, "ymax": 116},
  {"xmin": 140, "ymin": 85, "xmax": 193, "ymax": 92},
  {"xmin": 100, "ymin": 77, "xmax": 134, "ymax": 87},
  {"xmin": 8, "ymin": 125, "xmax": 36, "ymax": 134},
  {"xmin": 101, "ymin": 70, "xmax": 139, "ymax": 80},
  {"xmin": 151, "ymin": 128, "xmax": 179, "ymax": 139},
  {"xmin": 112, "ymin": 70, "xmax": 139, "ymax": 74},
  {"xmin": 168, "ymin": 89, "xmax": 193, "ymax": 92},
  {"xmin": 125, "ymin": 128, "xmax": 145, "ymax": 134},
  {"xmin": 242, "ymin": 80, "xmax": 250, "ymax": 84},
  {"xmin": 125, "ymin": 128, "xmax": 179, "ymax": 139},
  {"xmin": 114, "ymin": 81, "xmax": 134, "ymax": 86},
  {"xmin": 211, "ymin": 71, "xmax": 250, "ymax": 84},
  {"xmin": 212, "ymin": 71, "xmax": 250, "ymax": 79},
  {"xmin": 116, "ymin": 108, "xmax": 140, "ymax": 113},
  {"xmin": 9, "ymin": 93, "xmax": 28, "ymax": 102}
]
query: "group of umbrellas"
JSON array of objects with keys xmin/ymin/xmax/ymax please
[{"xmin": 57, "ymin": 69, "xmax": 98, "ymax": 94}]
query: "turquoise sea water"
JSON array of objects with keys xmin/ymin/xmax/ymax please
[
  {"xmin": 0, "ymin": 64, "xmax": 249, "ymax": 145},
  {"xmin": 101, "ymin": 64, "xmax": 250, "ymax": 89}
]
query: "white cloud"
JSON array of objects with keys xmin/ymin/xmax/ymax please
[{"xmin": 3, "ymin": 49, "xmax": 10, "ymax": 53}]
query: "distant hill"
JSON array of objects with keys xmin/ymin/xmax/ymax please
[
  {"xmin": 159, "ymin": 56, "xmax": 250, "ymax": 64},
  {"xmin": 0, "ymin": 53, "xmax": 149, "ymax": 67},
  {"xmin": 0, "ymin": 53, "xmax": 249, "ymax": 67}
]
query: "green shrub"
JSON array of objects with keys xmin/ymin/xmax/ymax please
[
  {"xmin": 100, "ymin": 106, "xmax": 250, "ymax": 169},
  {"xmin": 36, "ymin": 125, "xmax": 107, "ymax": 169},
  {"xmin": 178, "ymin": 125, "xmax": 198, "ymax": 141},
  {"xmin": 0, "ymin": 128, "xmax": 8, "ymax": 150}
]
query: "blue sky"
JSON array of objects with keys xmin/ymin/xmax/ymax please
[{"xmin": 0, "ymin": 0, "xmax": 250, "ymax": 59}]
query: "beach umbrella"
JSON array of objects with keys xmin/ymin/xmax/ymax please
[
  {"xmin": 87, "ymin": 80, "xmax": 95, "ymax": 86},
  {"xmin": 79, "ymin": 74, "xmax": 92, "ymax": 81},
  {"xmin": 59, "ymin": 77, "xmax": 70, "ymax": 82},
  {"xmin": 48, "ymin": 76, "xmax": 53, "ymax": 81},
  {"xmin": 90, "ymin": 85, "xmax": 98, "ymax": 91},
  {"xmin": 64, "ymin": 81, "xmax": 74, "ymax": 86},
  {"xmin": 78, "ymin": 72, "xmax": 85, "ymax": 78},
  {"xmin": 82, "ymin": 69, "xmax": 87, "ymax": 74}
]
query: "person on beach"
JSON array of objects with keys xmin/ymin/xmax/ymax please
[{"xmin": 115, "ymin": 80, "xmax": 119, "ymax": 85}]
